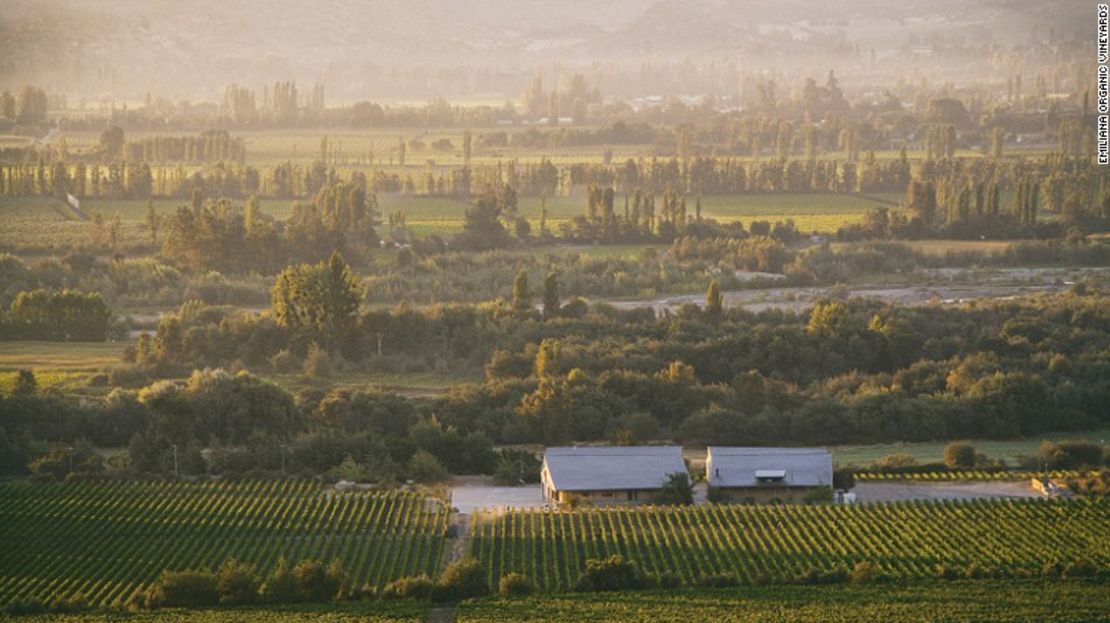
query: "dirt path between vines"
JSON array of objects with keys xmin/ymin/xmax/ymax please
[{"xmin": 424, "ymin": 512, "xmax": 470, "ymax": 623}]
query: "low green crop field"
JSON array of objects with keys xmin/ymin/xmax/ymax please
[
  {"xmin": 0, "ymin": 341, "xmax": 127, "ymax": 372},
  {"xmin": 20, "ymin": 603, "xmax": 425, "ymax": 622},
  {"xmin": 458, "ymin": 580, "xmax": 1110, "ymax": 623},
  {"xmin": 470, "ymin": 499, "xmax": 1110, "ymax": 591},
  {"xmin": 0, "ymin": 480, "xmax": 448, "ymax": 610}
]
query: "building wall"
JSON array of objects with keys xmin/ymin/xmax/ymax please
[
  {"xmin": 556, "ymin": 488, "xmax": 657, "ymax": 505},
  {"xmin": 713, "ymin": 485, "xmax": 827, "ymax": 504}
]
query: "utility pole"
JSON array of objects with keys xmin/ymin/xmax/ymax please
[{"xmin": 172, "ymin": 444, "xmax": 179, "ymax": 478}]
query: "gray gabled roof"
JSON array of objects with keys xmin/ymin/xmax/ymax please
[
  {"xmin": 707, "ymin": 447, "xmax": 832, "ymax": 488},
  {"xmin": 543, "ymin": 446, "xmax": 688, "ymax": 492}
]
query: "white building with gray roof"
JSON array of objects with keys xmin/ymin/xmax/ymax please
[
  {"xmin": 706, "ymin": 447, "xmax": 833, "ymax": 503},
  {"xmin": 541, "ymin": 446, "xmax": 689, "ymax": 505}
]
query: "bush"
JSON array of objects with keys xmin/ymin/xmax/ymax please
[
  {"xmin": 652, "ymin": 571, "xmax": 682, "ymax": 588},
  {"xmin": 4, "ymin": 598, "xmax": 46, "ymax": 615},
  {"xmin": 147, "ymin": 569, "xmax": 219, "ymax": 608},
  {"xmin": 1063, "ymin": 558, "xmax": 1098, "ymax": 578},
  {"xmin": 382, "ymin": 574, "xmax": 435, "ymax": 600},
  {"xmin": 498, "ymin": 572, "xmax": 534, "ymax": 597},
  {"xmin": 695, "ymin": 572, "xmax": 739, "ymax": 588},
  {"xmin": 292, "ymin": 558, "xmax": 340, "ymax": 602},
  {"xmin": 1039, "ymin": 441, "xmax": 1105, "ymax": 469},
  {"xmin": 436, "ymin": 558, "xmax": 489, "ymax": 601},
  {"xmin": 260, "ymin": 556, "xmax": 298, "ymax": 604},
  {"xmin": 795, "ymin": 566, "xmax": 848, "ymax": 585},
  {"xmin": 303, "ymin": 343, "xmax": 332, "ymax": 379},
  {"xmin": 873, "ymin": 453, "xmax": 916, "ymax": 469},
  {"xmin": 409, "ymin": 449, "xmax": 449, "ymax": 483},
  {"xmin": 216, "ymin": 558, "xmax": 259, "ymax": 605},
  {"xmin": 574, "ymin": 555, "xmax": 648, "ymax": 592},
  {"xmin": 653, "ymin": 472, "xmax": 694, "ymax": 505},
  {"xmin": 803, "ymin": 487, "xmax": 834, "ymax": 504},
  {"xmin": 944, "ymin": 442, "xmax": 977, "ymax": 469},
  {"xmin": 850, "ymin": 561, "xmax": 880, "ymax": 583}
]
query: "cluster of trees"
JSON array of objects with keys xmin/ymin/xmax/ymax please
[
  {"xmin": 0, "ymin": 289, "xmax": 111, "ymax": 341},
  {"xmin": 114, "ymin": 129, "xmax": 246, "ymax": 164},
  {"xmin": 161, "ymin": 185, "xmax": 378, "ymax": 273},
  {"xmin": 143, "ymin": 556, "xmax": 348, "ymax": 609},
  {"xmin": 0, "ymin": 86, "xmax": 48, "ymax": 127},
  {"xmin": 43, "ymin": 255, "xmax": 1107, "ymax": 449}
]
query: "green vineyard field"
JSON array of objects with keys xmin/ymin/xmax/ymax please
[
  {"xmin": 469, "ymin": 499, "xmax": 1110, "ymax": 591},
  {"xmin": 853, "ymin": 469, "xmax": 1089, "ymax": 482},
  {"xmin": 457, "ymin": 580, "xmax": 1110, "ymax": 623},
  {"xmin": 22, "ymin": 602, "xmax": 425, "ymax": 623},
  {"xmin": 0, "ymin": 480, "xmax": 448, "ymax": 609}
]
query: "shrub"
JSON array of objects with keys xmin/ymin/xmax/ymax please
[
  {"xmin": 850, "ymin": 561, "xmax": 880, "ymax": 583},
  {"xmin": 803, "ymin": 487, "xmax": 834, "ymax": 504},
  {"xmin": 1039, "ymin": 441, "xmax": 1105, "ymax": 469},
  {"xmin": 436, "ymin": 558, "xmax": 489, "ymax": 601},
  {"xmin": 4, "ymin": 598, "xmax": 46, "ymax": 615},
  {"xmin": 260, "ymin": 556, "xmax": 298, "ymax": 604},
  {"xmin": 147, "ymin": 569, "xmax": 219, "ymax": 608},
  {"xmin": 382, "ymin": 575, "xmax": 435, "ymax": 600},
  {"xmin": 944, "ymin": 442, "xmax": 977, "ymax": 469},
  {"xmin": 216, "ymin": 558, "xmax": 259, "ymax": 605},
  {"xmin": 303, "ymin": 343, "xmax": 332, "ymax": 379},
  {"xmin": 695, "ymin": 572, "xmax": 739, "ymax": 588},
  {"xmin": 574, "ymin": 555, "xmax": 648, "ymax": 592},
  {"xmin": 292, "ymin": 558, "xmax": 340, "ymax": 602},
  {"xmin": 653, "ymin": 571, "xmax": 682, "ymax": 589},
  {"xmin": 874, "ymin": 453, "xmax": 916, "ymax": 469},
  {"xmin": 498, "ymin": 572, "xmax": 534, "ymax": 597},
  {"xmin": 1063, "ymin": 558, "xmax": 1098, "ymax": 578},
  {"xmin": 409, "ymin": 449, "xmax": 449, "ymax": 483},
  {"xmin": 706, "ymin": 486, "xmax": 727, "ymax": 504},
  {"xmin": 935, "ymin": 564, "xmax": 962, "ymax": 580},
  {"xmin": 653, "ymin": 472, "xmax": 694, "ymax": 505}
]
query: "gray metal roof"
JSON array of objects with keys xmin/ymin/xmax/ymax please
[
  {"xmin": 543, "ymin": 446, "xmax": 688, "ymax": 492},
  {"xmin": 707, "ymin": 447, "xmax": 832, "ymax": 488}
]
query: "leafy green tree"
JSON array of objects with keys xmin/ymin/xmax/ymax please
[
  {"xmin": 260, "ymin": 556, "xmax": 298, "ymax": 604},
  {"xmin": 705, "ymin": 279, "xmax": 723, "ymax": 318},
  {"xmin": 653, "ymin": 471, "xmax": 694, "ymax": 505},
  {"xmin": 216, "ymin": 558, "xmax": 259, "ymax": 605},
  {"xmin": 147, "ymin": 570, "xmax": 218, "ymax": 608},
  {"xmin": 512, "ymin": 269, "xmax": 531, "ymax": 311},
  {"xmin": 943, "ymin": 442, "xmax": 977, "ymax": 469},
  {"xmin": 542, "ymin": 272, "xmax": 560, "ymax": 320},
  {"xmin": 271, "ymin": 252, "xmax": 363, "ymax": 355},
  {"xmin": 408, "ymin": 449, "xmax": 448, "ymax": 483},
  {"xmin": 436, "ymin": 559, "xmax": 489, "ymax": 601}
]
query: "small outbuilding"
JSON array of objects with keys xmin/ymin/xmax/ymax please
[
  {"xmin": 541, "ymin": 446, "xmax": 688, "ymax": 506},
  {"xmin": 706, "ymin": 447, "xmax": 832, "ymax": 503}
]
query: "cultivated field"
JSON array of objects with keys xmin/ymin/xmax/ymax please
[
  {"xmin": 456, "ymin": 580, "xmax": 1110, "ymax": 623},
  {"xmin": 469, "ymin": 499, "xmax": 1110, "ymax": 591},
  {"xmin": 0, "ymin": 480, "xmax": 448, "ymax": 609}
]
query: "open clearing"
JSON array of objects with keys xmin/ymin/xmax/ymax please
[{"xmin": 0, "ymin": 341, "xmax": 128, "ymax": 371}]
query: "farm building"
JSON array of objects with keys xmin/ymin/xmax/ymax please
[
  {"xmin": 541, "ymin": 446, "xmax": 689, "ymax": 505},
  {"xmin": 706, "ymin": 447, "xmax": 833, "ymax": 502}
]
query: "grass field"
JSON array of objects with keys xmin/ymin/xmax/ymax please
[
  {"xmin": 827, "ymin": 430, "xmax": 1110, "ymax": 466},
  {"xmin": 457, "ymin": 580, "xmax": 1110, "ymax": 623},
  {"xmin": 0, "ymin": 480, "xmax": 448, "ymax": 609},
  {"xmin": 469, "ymin": 498, "xmax": 1110, "ymax": 591},
  {"xmin": 0, "ymin": 341, "xmax": 127, "ymax": 371}
]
